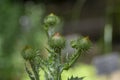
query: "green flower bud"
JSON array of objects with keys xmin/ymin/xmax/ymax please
[
  {"xmin": 71, "ymin": 36, "xmax": 91, "ymax": 51},
  {"xmin": 21, "ymin": 46, "xmax": 35, "ymax": 60},
  {"xmin": 49, "ymin": 32, "xmax": 65, "ymax": 50},
  {"xmin": 44, "ymin": 13, "xmax": 60, "ymax": 27}
]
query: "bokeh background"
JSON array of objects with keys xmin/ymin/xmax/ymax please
[{"xmin": 0, "ymin": 0, "xmax": 120, "ymax": 80}]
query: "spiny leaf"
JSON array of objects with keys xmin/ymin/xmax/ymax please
[{"xmin": 68, "ymin": 76, "xmax": 84, "ymax": 80}]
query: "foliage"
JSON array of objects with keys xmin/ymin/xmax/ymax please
[
  {"xmin": 0, "ymin": 2, "xmax": 23, "ymax": 80},
  {"xmin": 0, "ymin": 2, "xmax": 45, "ymax": 80},
  {"xmin": 68, "ymin": 76, "xmax": 84, "ymax": 80},
  {"xmin": 21, "ymin": 13, "xmax": 91, "ymax": 80}
]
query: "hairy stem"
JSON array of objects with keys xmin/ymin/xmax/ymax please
[
  {"xmin": 52, "ymin": 48, "xmax": 62, "ymax": 80},
  {"xmin": 30, "ymin": 60, "xmax": 40, "ymax": 80},
  {"xmin": 25, "ymin": 63, "xmax": 35, "ymax": 80},
  {"xmin": 62, "ymin": 49, "xmax": 82, "ymax": 71}
]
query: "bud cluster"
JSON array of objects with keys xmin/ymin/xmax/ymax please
[{"xmin": 21, "ymin": 13, "xmax": 91, "ymax": 80}]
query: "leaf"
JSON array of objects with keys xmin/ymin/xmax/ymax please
[{"xmin": 68, "ymin": 76, "xmax": 84, "ymax": 80}]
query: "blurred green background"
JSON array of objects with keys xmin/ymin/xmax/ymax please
[{"xmin": 0, "ymin": 0, "xmax": 120, "ymax": 80}]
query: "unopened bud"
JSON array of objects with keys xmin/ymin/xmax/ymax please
[
  {"xmin": 49, "ymin": 32, "xmax": 65, "ymax": 50},
  {"xmin": 44, "ymin": 13, "xmax": 60, "ymax": 27},
  {"xmin": 21, "ymin": 46, "xmax": 35, "ymax": 60},
  {"xmin": 71, "ymin": 36, "xmax": 91, "ymax": 51}
]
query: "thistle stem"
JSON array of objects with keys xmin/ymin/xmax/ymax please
[
  {"xmin": 25, "ymin": 63, "xmax": 35, "ymax": 80},
  {"xmin": 30, "ymin": 60, "xmax": 40, "ymax": 80},
  {"xmin": 62, "ymin": 49, "xmax": 82, "ymax": 71},
  {"xmin": 52, "ymin": 49, "xmax": 62, "ymax": 80}
]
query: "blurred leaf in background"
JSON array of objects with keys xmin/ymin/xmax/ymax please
[
  {"xmin": 0, "ymin": 0, "xmax": 23, "ymax": 80},
  {"xmin": 0, "ymin": 0, "xmax": 46, "ymax": 80},
  {"xmin": 21, "ymin": 2, "xmax": 47, "ymax": 51}
]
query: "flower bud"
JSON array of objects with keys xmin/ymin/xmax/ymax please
[
  {"xmin": 44, "ymin": 13, "xmax": 60, "ymax": 27},
  {"xmin": 21, "ymin": 46, "xmax": 35, "ymax": 60},
  {"xmin": 71, "ymin": 36, "xmax": 91, "ymax": 51},
  {"xmin": 48, "ymin": 32, "xmax": 65, "ymax": 50}
]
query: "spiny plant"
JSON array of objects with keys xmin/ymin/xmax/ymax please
[
  {"xmin": 21, "ymin": 13, "xmax": 91, "ymax": 80},
  {"xmin": 68, "ymin": 76, "xmax": 84, "ymax": 80}
]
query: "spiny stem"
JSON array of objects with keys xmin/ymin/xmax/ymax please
[
  {"xmin": 62, "ymin": 49, "xmax": 82, "ymax": 71},
  {"xmin": 29, "ymin": 60, "xmax": 40, "ymax": 80},
  {"xmin": 25, "ymin": 63, "xmax": 35, "ymax": 80},
  {"xmin": 53, "ymin": 50, "xmax": 62, "ymax": 80}
]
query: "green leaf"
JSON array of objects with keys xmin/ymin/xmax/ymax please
[{"xmin": 68, "ymin": 76, "xmax": 84, "ymax": 80}]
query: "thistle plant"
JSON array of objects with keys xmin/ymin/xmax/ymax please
[{"xmin": 21, "ymin": 13, "xmax": 91, "ymax": 80}]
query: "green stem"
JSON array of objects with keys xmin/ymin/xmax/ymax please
[
  {"xmin": 25, "ymin": 63, "xmax": 35, "ymax": 80},
  {"xmin": 52, "ymin": 48, "xmax": 62, "ymax": 80},
  {"xmin": 30, "ymin": 60, "xmax": 40, "ymax": 80},
  {"xmin": 57, "ymin": 53, "xmax": 61, "ymax": 80},
  {"xmin": 62, "ymin": 49, "xmax": 82, "ymax": 71}
]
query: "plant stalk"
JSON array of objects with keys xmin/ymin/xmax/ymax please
[
  {"xmin": 52, "ymin": 49, "xmax": 62, "ymax": 80},
  {"xmin": 30, "ymin": 60, "xmax": 40, "ymax": 80}
]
